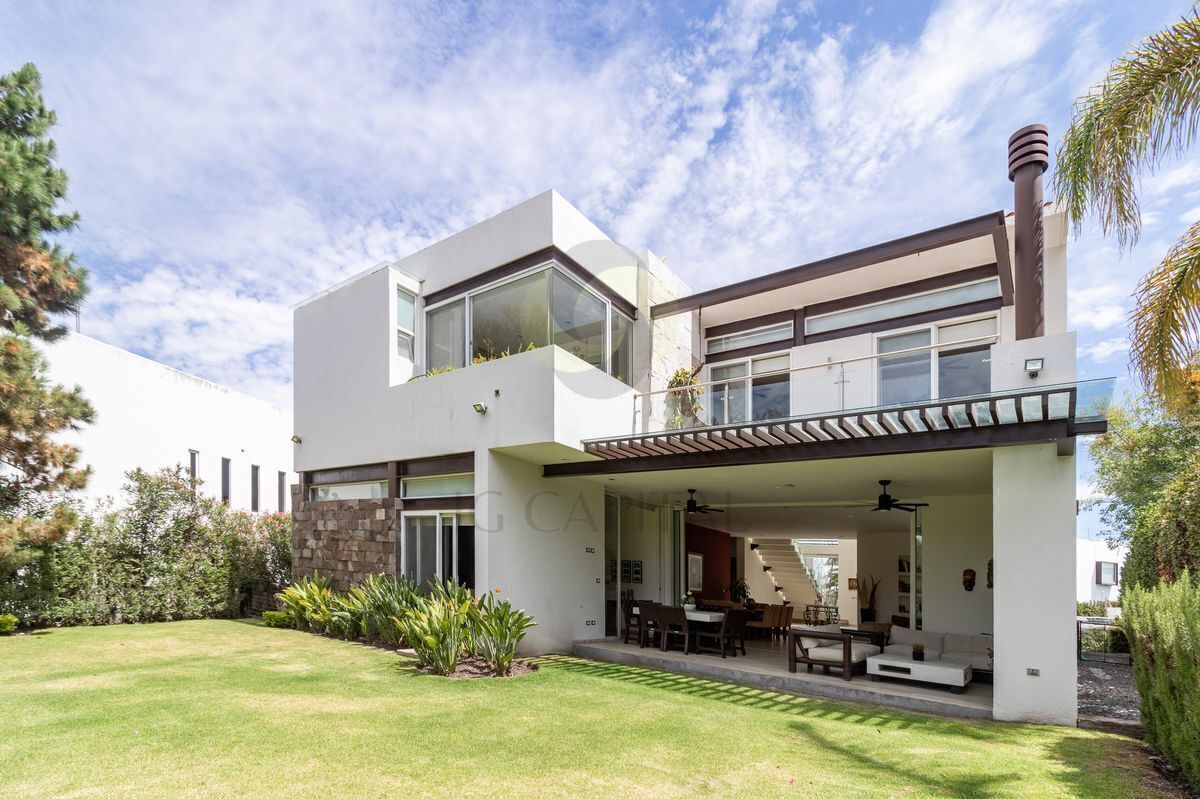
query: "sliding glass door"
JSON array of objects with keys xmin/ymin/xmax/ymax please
[{"xmin": 402, "ymin": 512, "xmax": 473, "ymax": 589}]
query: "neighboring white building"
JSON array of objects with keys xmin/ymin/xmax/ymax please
[
  {"xmin": 292, "ymin": 125, "xmax": 1113, "ymax": 726},
  {"xmin": 1077, "ymin": 536, "xmax": 1128, "ymax": 604},
  {"xmin": 41, "ymin": 333, "xmax": 294, "ymax": 513}
]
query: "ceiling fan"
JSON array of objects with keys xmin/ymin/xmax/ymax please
[
  {"xmin": 871, "ymin": 480, "xmax": 928, "ymax": 513},
  {"xmin": 685, "ymin": 489, "xmax": 724, "ymax": 514}
]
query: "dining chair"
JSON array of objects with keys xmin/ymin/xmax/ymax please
[
  {"xmin": 658, "ymin": 605, "xmax": 691, "ymax": 654},
  {"xmin": 694, "ymin": 611, "xmax": 730, "ymax": 658},
  {"xmin": 775, "ymin": 604, "xmax": 795, "ymax": 640},
  {"xmin": 724, "ymin": 609, "xmax": 749, "ymax": 656},
  {"xmin": 621, "ymin": 594, "xmax": 641, "ymax": 645},
  {"xmin": 637, "ymin": 600, "xmax": 661, "ymax": 648}
]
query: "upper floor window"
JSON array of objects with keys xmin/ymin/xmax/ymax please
[
  {"xmin": 401, "ymin": 472, "xmax": 474, "ymax": 498},
  {"xmin": 706, "ymin": 321, "xmax": 792, "ymax": 355},
  {"xmin": 424, "ymin": 262, "xmax": 634, "ymax": 384},
  {"xmin": 807, "ymin": 279, "xmax": 1000, "ymax": 336},
  {"xmin": 710, "ymin": 353, "xmax": 790, "ymax": 425},
  {"xmin": 397, "ymin": 287, "xmax": 416, "ymax": 360},
  {"xmin": 1096, "ymin": 562, "xmax": 1118, "ymax": 586},
  {"xmin": 877, "ymin": 317, "xmax": 996, "ymax": 406},
  {"xmin": 309, "ymin": 480, "xmax": 388, "ymax": 502}
]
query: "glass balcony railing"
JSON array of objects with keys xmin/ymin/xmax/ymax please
[{"xmin": 629, "ymin": 362, "xmax": 1116, "ymax": 439}]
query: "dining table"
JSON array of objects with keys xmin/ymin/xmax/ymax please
[{"xmin": 631, "ymin": 606, "xmax": 725, "ymax": 624}]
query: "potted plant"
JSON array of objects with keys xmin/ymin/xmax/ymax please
[
  {"xmin": 858, "ymin": 574, "xmax": 880, "ymax": 622},
  {"xmin": 726, "ymin": 578, "xmax": 750, "ymax": 604},
  {"xmin": 681, "ymin": 592, "xmax": 697, "ymax": 611},
  {"xmin": 664, "ymin": 367, "xmax": 703, "ymax": 430},
  {"xmin": 913, "ymin": 643, "xmax": 925, "ymax": 662}
]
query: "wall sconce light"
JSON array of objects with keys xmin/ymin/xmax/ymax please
[
  {"xmin": 773, "ymin": 585, "xmax": 784, "ymax": 592},
  {"xmin": 762, "ymin": 565, "xmax": 772, "ymax": 572},
  {"xmin": 1024, "ymin": 357, "xmax": 1044, "ymax": 378},
  {"xmin": 290, "ymin": 435, "xmax": 302, "ymax": 444},
  {"xmin": 750, "ymin": 543, "xmax": 760, "ymax": 551},
  {"xmin": 472, "ymin": 402, "xmax": 488, "ymax": 415}
]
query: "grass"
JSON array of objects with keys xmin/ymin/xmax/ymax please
[{"xmin": 0, "ymin": 620, "xmax": 1174, "ymax": 798}]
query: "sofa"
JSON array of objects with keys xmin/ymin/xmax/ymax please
[
  {"xmin": 788, "ymin": 623, "xmax": 882, "ymax": 681},
  {"xmin": 883, "ymin": 626, "xmax": 992, "ymax": 671}
]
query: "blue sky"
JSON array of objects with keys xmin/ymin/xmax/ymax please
[{"xmin": 3, "ymin": 0, "xmax": 1196, "ymax": 538}]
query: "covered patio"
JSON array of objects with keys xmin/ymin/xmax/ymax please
[{"xmin": 573, "ymin": 638, "xmax": 993, "ymax": 719}]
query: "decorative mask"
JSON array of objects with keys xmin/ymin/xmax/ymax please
[{"xmin": 962, "ymin": 568, "xmax": 977, "ymax": 592}]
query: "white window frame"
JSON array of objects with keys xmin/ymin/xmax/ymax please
[
  {"xmin": 706, "ymin": 351, "xmax": 791, "ymax": 424},
  {"xmin": 400, "ymin": 511, "xmax": 471, "ymax": 584},
  {"xmin": 873, "ymin": 312, "xmax": 998, "ymax": 405},
  {"xmin": 423, "ymin": 260, "xmax": 623, "ymax": 377},
  {"xmin": 396, "ymin": 285, "xmax": 417, "ymax": 361}
]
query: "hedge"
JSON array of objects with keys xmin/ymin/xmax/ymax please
[{"xmin": 1123, "ymin": 571, "xmax": 1200, "ymax": 789}]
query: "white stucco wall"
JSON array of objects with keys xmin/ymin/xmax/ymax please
[
  {"xmin": 41, "ymin": 333, "xmax": 294, "ymax": 512},
  {"xmin": 920, "ymin": 494, "xmax": 994, "ymax": 636},
  {"xmin": 858, "ymin": 530, "xmax": 911, "ymax": 624},
  {"xmin": 992, "ymin": 443, "xmax": 1077, "ymax": 725},
  {"xmin": 475, "ymin": 450, "xmax": 605, "ymax": 653}
]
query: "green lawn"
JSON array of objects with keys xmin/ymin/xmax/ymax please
[{"xmin": 0, "ymin": 621, "xmax": 1170, "ymax": 798}]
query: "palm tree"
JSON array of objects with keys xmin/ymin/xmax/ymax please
[{"xmin": 1053, "ymin": 8, "xmax": 1200, "ymax": 407}]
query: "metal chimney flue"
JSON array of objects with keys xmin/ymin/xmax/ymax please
[{"xmin": 1008, "ymin": 124, "xmax": 1050, "ymax": 341}]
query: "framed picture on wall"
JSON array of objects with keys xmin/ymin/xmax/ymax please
[
  {"xmin": 631, "ymin": 560, "xmax": 643, "ymax": 584},
  {"xmin": 620, "ymin": 560, "xmax": 631, "ymax": 583},
  {"xmin": 687, "ymin": 552, "xmax": 704, "ymax": 592}
]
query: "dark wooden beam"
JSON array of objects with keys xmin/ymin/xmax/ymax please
[{"xmin": 650, "ymin": 211, "xmax": 1007, "ymax": 319}]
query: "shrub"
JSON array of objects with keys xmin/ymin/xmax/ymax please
[
  {"xmin": 396, "ymin": 579, "xmax": 475, "ymax": 675},
  {"xmin": 1076, "ymin": 600, "xmax": 1107, "ymax": 617},
  {"xmin": 0, "ymin": 613, "xmax": 18, "ymax": 634},
  {"xmin": 260, "ymin": 610, "xmax": 291, "ymax": 628},
  {"xmin": 277, "ymin": 574, "xmax": 333, "ymax": 632},
  {"xmin": 474, "ymin": 591, "xmax": 536, "ymax": 675},
  {"xmin": 1124, "ymin": 571, "xmax": 1200, "ymax": 789},
  {"xmin": 352, "ymin": 574, "xmax": 418, "ymax": 645}
]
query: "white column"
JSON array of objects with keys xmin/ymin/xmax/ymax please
[{"xmin": 992, "ymin": 442, "xmax": 1077, "ymax": 725}]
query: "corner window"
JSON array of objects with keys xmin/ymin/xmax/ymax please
[
  {"xmin": 610, "ymin": 312, "xmax": 634, "ymax": 386},
  {"xmin": 397, "ymin": 288, "xmax": 416, "ymax": 360},
  {"xmin": 551, "ymin": 271, "xmax": 606, "ymax": 369}
]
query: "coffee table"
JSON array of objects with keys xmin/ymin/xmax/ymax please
[{"xmin": 866, "ymin": 653, "xmax": 972, "ymax": 693}]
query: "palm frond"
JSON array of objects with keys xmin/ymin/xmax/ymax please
[
  {"xmin": 1131, "ymin": 219, "xmax": 1200, "ymax": 405},
  {"xmin": 1053, "ymin": 9, "xmax": 1200, "ymax": 249}
]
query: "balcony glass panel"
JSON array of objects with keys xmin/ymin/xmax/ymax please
[
  {"xmin": 879, "ymin": 330, "xmax": 932, "ymax": 405},
  {"xmin": 938, "ymin": 345, "xmax": 990, "ymax": 397}
]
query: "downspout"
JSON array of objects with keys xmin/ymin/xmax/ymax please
[{"xmin": 1008, "ymin": 124, "xmax": 1050, "ymax": 340}]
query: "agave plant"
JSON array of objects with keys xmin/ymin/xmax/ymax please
[{"xmin": 352, "ymin": 573, "xmax": 419, "ymax": 645}]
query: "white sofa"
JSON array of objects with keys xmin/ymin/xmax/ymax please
[{"xmin": 883, "ymin": 626, "xmax": 992, "ymax": 670}]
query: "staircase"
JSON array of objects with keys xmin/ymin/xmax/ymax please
[{"xmin": 753, "ymin": 539, "xmax": 821, "ymax": 608}]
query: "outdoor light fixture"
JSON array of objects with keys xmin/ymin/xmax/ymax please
[
  {"xmin": 472, "ymin": 402, "xmax": 488, "ymax": 415},
  {"xmin": 1024, "ymin": 357, "xmax": 1044, "ymax": 378},
  {"xmin": 290, "ymin": 435, "xmax": 302, "ymax": 445}
]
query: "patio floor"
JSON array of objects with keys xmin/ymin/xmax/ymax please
[{"xmin": 573, "ymin": 638, "xmax": 994, "ymax": 720}]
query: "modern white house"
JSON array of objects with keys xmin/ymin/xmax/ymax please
[
  {"xmin": 292, "ymin": 125, "xmax": 1112, "ymax": 725},
  {"xmin": 1076, "ymin": 534, "xmax": 1128, "ymax": 605},
  {"xmin": 41, "ymin": 333, "xmax": 295, "ymax": 513}
]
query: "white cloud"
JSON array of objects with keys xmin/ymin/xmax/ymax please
[
  {"xmin": 1, "ymin": 0, "xmax": 1186, "ymax": 406},
  {"xmin": 1081, "ymin": 337, "xmax": 1129, "ymax": 363}
]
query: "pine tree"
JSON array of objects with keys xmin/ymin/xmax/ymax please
[{"xmin": 0, "ymin": 63, "xmax": 93, "ymax": 566}]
